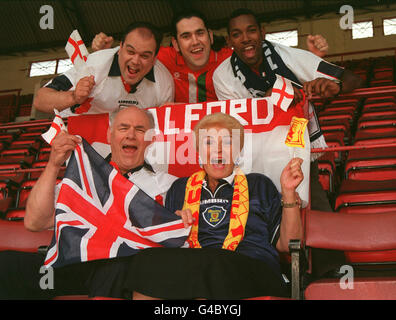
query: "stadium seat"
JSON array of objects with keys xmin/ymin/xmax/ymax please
[
  {"xmin": 317, "ymin": 152, "xmax": 337, "ymax": 193},
  {"xmin": 320, "ymin": 118, "xmax": 351, "ymax": 144},
  {"xmin": 4, "ymin": 178, "xmax": 60, "ymax": 220},
  {"xmin": 344, "ymin": 146, "xmax": 396, "ymax": 180},
  {"xmin": 0, "ymin": 219, "xmax": 52, "ymax": 253},
  {"xmin": 322, "ymin": 131, "xmax": 345, "ymax": 163},
  {"xmin": 0, "ymin": 172, "xmax": 24, "ymax": 201},
  {"xmin": 354, "ymin": 130, "xmax": 396, "ymax": 145},
  {"xmin": 335, "ymin": 179, "xmax": 396, "ymax": 213},
  {"xmin": 357, "ymin": 115, "xmax": 396, "ymax": 133},
  {"xmin": 290, "ymin": 210, "xmax": 396, "ymax": 300}
]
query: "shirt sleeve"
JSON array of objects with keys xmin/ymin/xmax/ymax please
[
  {"xmin": 45, "ymin": 67, "xmax": 78, "ymax": 91},
  {"xmin": 273, "ymin": 42, "xmax": 344, "ymax": 83},
  {"xmin": 164, "ymin": 177, "xmax": 188, "ymax": 214},
  {"xmin": 213, "ymin": 59, "xmax": 247, "ymax": 101},
  {"xmin": 255, "ymin": 174, "xmax": 282, "ymax": 247}
]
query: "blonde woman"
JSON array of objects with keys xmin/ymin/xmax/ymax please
[{"xmin": 125, "ymin": 112, "xmax": 304, "ymax": 300}]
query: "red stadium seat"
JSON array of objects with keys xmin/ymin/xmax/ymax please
[
  {"xmin": 344, "ymin": 146, "xmax": 396, "ymax": 180},
  {"xmin": 290, "ymin": 210, "xmax": 396, "ymax": 300},
  {"xmin": 0, "ymin": 219, "xmax": 52, "ymax": 253},
  {"xmin": 323, "ymin": 131, "xmax": 345, "ymax": 162},
  {"xmin": 335, "ymin": 179, "xmax": 396, "ymax": 213},
  {"xmin": 317, "ymin": 152, "xmax": 337, "ymax": 192},
  {"xmin": 304, "ymin": 278, "xmax": 396, "ymax": 300},
  {"xmin": 320, "ymin": 118, "xmax": 351, "ymax": 144},
  {"xmin": 357, "ymin": 115, "xmax": 396, "ymax": 133},
  {"xmin": 354, "ymin": 130, "xmax": 396, "ymax": 145}
]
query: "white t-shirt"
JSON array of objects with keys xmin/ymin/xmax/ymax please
[
  {"xmin": 46, "ymin": 47, "xmax": 174, "ymax": 117},
  {"xmin": 213, "ymin": 41, "xmax": 341, "ymax": 100}
]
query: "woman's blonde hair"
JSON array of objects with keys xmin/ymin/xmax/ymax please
[{"xmin": 193, "ymin": 112, "xmax": 245, "ymax": 150}]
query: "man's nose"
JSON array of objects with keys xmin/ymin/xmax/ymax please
[
  {"xmin": 241, "ymin": 32, "xmax": 249, "ymax": 43},
  {"xmin": 130, "ymin": 54, "xmax": 140, "ymax": 65},
  {"xmin": 191, "ymin": 34, "xmax": 200, "ymax": 45},
  {"xmin": 126, "ymin": 128, "xmax": 136, "ymax": 139}
]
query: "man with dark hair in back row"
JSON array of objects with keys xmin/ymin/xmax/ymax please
[{"xmin": 213, "ymin": 8, "xmax": 362, "ymax": 213}]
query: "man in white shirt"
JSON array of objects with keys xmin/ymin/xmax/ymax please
[
  {"xmin": 33, "ymin": 21, "xmax": 174, "ymax": 117},
  {"xmin": 213, "ymin": 8, "xmax": 362, "ymax": 212},
  {"xmin": 0, "ymin": 106, "xmax": 178, "ymax": 299},
  {"xmin": 25, "ymin": 106, "xmax": 176, "ymax": 231}
]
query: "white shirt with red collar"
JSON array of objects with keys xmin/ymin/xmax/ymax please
[{"xmin": 45, "ymin": 46, "xmax": 174, "ymax": 117}]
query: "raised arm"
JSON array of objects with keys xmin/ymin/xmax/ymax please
[
  {"xmin": 306, "ymin": 34, "xmax": 329, "ymax": 58},
  {"xmin": 33, "ymin": 75, "xmax": 95, "ymax": 114},
  {"xmin": 91, "ymin": 32, "xmax": 114, "ymax": 52},
  {"xmin": 24, "ymin": 131, "xmax": 81, "ymax": 231},
  {"xmin": 302, "ymin": 70, "xmax": 363, "ymax": 100},
  {"xmin": 276, "ymin": 157, "xmax": 304, "ymax": 253}
]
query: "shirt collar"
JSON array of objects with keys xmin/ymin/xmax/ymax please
[
  {"xmin": 105, "ymin": 153, "xmax": 155, "ymax": 177},
  {"xmin": 223, "ymin": 169, "xmax": 236, "ymax": 185},
  {"xmin": 202, "ymin": 168, "xmax": 236, "ymax": 188},
  {"xmin": 108, "ymin": 50, "xmax": 156, "ymax": 93}
]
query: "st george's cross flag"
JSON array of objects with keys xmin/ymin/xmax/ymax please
[
  {"xmin": 41, "ymin": 109, "xmax": 66, "ymax": 145},
  {"xmin": 65, "ymin": 30, "xmax": 89, "ymax": 71},
  {"xmin": 43, "ymin": 138, "xmax": 190, "ymax": 268}
]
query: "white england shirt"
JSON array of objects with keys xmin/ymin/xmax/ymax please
[
  {"xmin": 46, "ymin": 47, "xmax": 174, "ymax": 117},
  {"xmin": 213, "ymin": 41, "xmax": 342, "ymax": 101}
]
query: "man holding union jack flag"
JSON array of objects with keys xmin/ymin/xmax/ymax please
[{"xmin": 0, "ymin": 106, "xmax": 189, "ymax": 299}]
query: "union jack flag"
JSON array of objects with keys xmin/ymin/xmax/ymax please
[{"xmin": 44, "ymin": 138, "xmax": 190, "ymax": 268}]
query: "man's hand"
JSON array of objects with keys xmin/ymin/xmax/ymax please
[
  {"xmin": 91, "ymin": 32, "xmax": 114, "ymax": 52},
  {"xmin": 48, "ymin": 131, "xmax": 82, "ymax": 168},
  {"xmin": 292, "ymin": 86, "xmax": 304, "ymax": 104},
  {"xmin": 303, "ymin": 78, "xmax": 341, "ymax": 100},
  {"xmin": 73, "ymin": 75, "xmax": 95, "ymax": 104},
  {"xmin": 307, "ymin": 34, "xmax": 329, "ymax": 58},
  {"xmin": 175, "ymin": 209, "xmax": 194, "ymax": 228}
]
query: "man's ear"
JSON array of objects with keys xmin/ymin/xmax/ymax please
[
  {"xmin": 208, "ymin": 29, "xmax": 214, "ymax": 45},
  {"xmin": 226, "ymin": 35, "xmax": 232, "ymax": 49},
  {"xmin": 171, "ymin": 37, "xmax": 180, "ymax": 52},
  {"xmin": 260, "ymin": 25, "xmax": 266, "ymax": 39}
]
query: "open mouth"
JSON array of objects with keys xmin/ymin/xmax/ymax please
[
  {"xmin": 191, "ymin": 47, "xmax": 204, "ymax": 56},
  {"xmin": 122, "ymin": 144, "xmax": 138, "ymax": 154},
  {"xmin": 210, "ymin": 158, "xmax": 227, "ymax": 169},
  {"xmin": 127, "ymin": 65, "xmax": 139, "ymax": 76},
  {"xmin": 242, "ymin": 45, "xmax": 256, "ymax": 58}
]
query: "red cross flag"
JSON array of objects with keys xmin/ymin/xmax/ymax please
[
  {"xmin": 65, "ymin": 30, "xmax": 89, "ymax": 71},
  {"xmin": 41, "ymin": 109, "xmax": 67, "ymax": 145},
  {"xmin": 269, "ymin": 74, "xmax": 295, "ymax": 112}
]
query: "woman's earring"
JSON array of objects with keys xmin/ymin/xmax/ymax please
[{"xmin": 198, "ymin": 155, "xmax": 203, "ymax": 168}]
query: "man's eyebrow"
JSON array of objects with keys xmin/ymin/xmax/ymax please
[
  {"xmin": 230, "ymin": 24, "xmax": 257, "ymax": 33},
  {"xmin": 125, "ymin": 44, "xmax": 154, "ymax": 55},
  {"xmin": 179, "ymin": 28, "xmax": 206, "ymax": 37}
]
